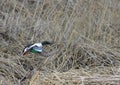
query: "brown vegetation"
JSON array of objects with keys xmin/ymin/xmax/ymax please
[{"xmin": 0, "ymin": 0, "xmax": 120, "ymax": 85}]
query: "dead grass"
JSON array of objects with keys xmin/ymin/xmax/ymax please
[
  {"xmin": 29, "ymin": 70, "xmax": 120, "ymax": 85},
  {"xmin": 0, "ymin": 0, "xmax": 120, "ymax": 85}
]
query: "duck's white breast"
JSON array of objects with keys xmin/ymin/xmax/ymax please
[
  {"xmin": 34, "ymin": 43, "xmax": 42, "ymax": 47},
  {"xmin": 29, "ymin": 43, "xmax": 42, "ymax": 49}
]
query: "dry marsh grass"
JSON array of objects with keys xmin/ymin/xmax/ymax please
[{"xmin": 0, "ymin": 0, "xmax": 120, "ymax": 85}]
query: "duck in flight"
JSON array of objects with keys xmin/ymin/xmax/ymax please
[{"xmin": 22, "ymin": 41, "xmax": 53, "ymax": 56}]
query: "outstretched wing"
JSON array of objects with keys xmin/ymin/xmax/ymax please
[{"xmin": 31, "ymin": 45, "xmax": 43, "ymax": 52}]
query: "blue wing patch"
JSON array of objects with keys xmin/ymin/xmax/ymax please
[{"xmin": 32, "ymin": 46, "xmax": 43, "ymax": 52}]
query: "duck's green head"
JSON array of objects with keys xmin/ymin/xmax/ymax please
[{"xmin": 41, "ymin": 41, "xmax": 53, "ymax": 46}]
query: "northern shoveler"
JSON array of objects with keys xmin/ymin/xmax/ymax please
[{"xmin": 22, "ymin": 41, "xmax": 53, "ymax": 56}]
